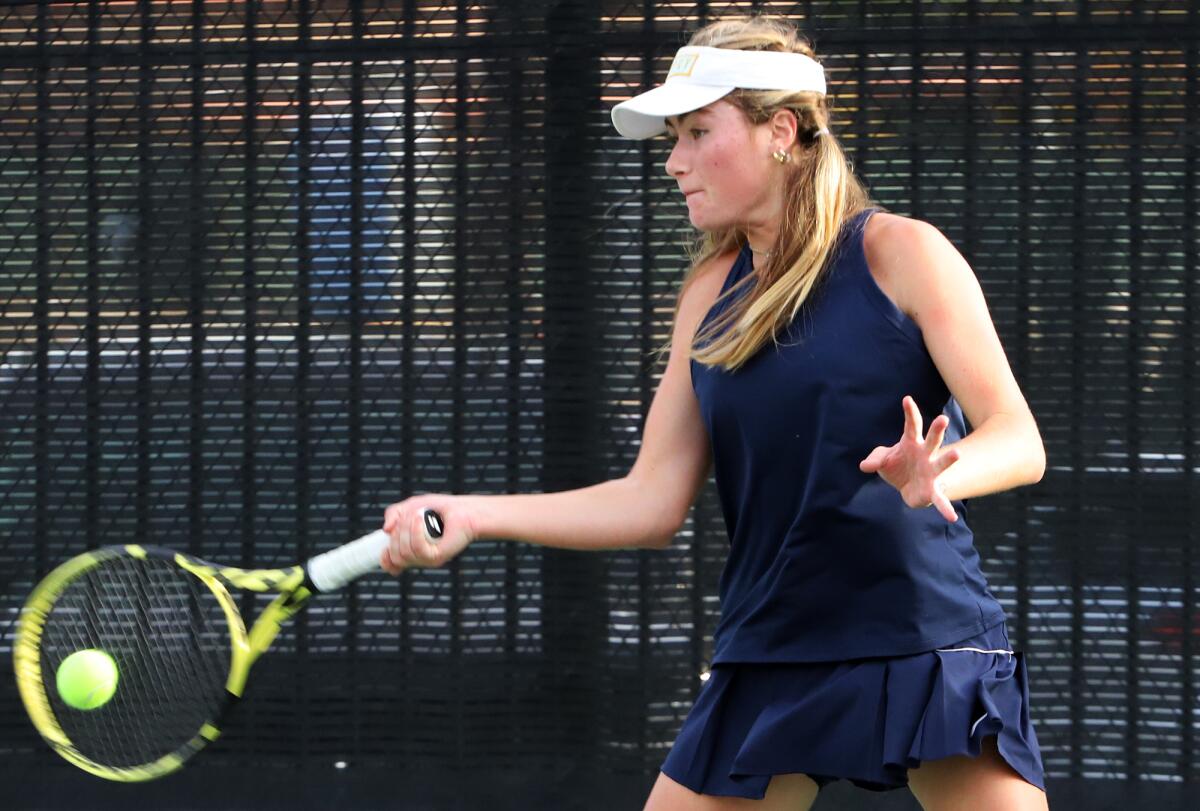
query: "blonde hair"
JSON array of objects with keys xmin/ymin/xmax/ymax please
[{"xmin": 663, "ymin": 15, "xmax": 885, "ymax": 372}]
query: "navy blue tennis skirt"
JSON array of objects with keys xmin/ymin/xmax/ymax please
[{"xmin": 660, "ymin": 621, "xmax": 1045, "ymax": 799}]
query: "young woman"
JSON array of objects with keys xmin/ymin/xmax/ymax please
[{"xmin": 380, "ymin": 15, "xmax": 1050, "ymax": 811}]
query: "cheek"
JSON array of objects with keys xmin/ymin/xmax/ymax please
[
  {"xmin": 703, "ymin": 140, "xmax": 765, "ymax": 198},
  {"xmin": 708, "ymin": 138, "xmax": 742, "ymax": 171}
]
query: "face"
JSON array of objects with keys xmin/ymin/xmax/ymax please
[{"xmin": 664, "ymin": 100, "xmax": 781, "ymax": 233}]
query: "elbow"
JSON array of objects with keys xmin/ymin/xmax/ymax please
[
  {"xmin": 622, "ymin": 474, "xmax": 688, "ymax": 550},
  {"xmin": 644, "ymin": 533, "xmax": 674, "ymax": 550},
  {"xmin": 643, "ymin": 512, "xmax": 685, "ymax": 550},
  {"xmin": 1016, "ymin": 412, "xmax": 1046, "ymax": 485},
  {"xmin": 1028, "ymin": 439, "xmax": 1047, "ymax": 485},
  {"xmin": 1031, "ymin": 459, "xmax": 1046, "ymax": 485}
]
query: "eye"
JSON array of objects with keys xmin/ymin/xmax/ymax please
[{"xmin": 690, "ymin": 128, "xmax": 706, "ymax": 140}]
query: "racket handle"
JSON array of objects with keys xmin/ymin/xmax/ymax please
[{"xmin": 306, "ymin": 509, "xmax": 444, "ymax": 593}]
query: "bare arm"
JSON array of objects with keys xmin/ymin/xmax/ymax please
[
  {"xmin": 859, "ymin": 217, "xmax": 1044, "ymax": 522},
  {"xmin": 461, "ymin": 476, "xmax": 681, "ymax": 552},
  {"xmin": 380, "ymin": 256, "xmax": 730, "ymax": 571}
]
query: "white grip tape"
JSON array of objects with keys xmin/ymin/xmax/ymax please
[{"xmin": 306, "ymin": 529, "xmax": 391, "ymax": 593}]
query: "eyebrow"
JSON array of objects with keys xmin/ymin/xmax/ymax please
[{"xmin": 664, "ymin": 110, "xmax": 707, "ymax": 134}]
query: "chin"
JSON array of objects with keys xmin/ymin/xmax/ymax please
[
  {"xmin": 689, "ymin": 216, "xmax": 732, "ymax": 234},
  {"xmin": 687, "ymin": 206, "xmax": 739, "ymax": 234}
]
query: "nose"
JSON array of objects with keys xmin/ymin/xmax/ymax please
[{"xmin": 664, "ymin": 140, "xmax": 686, "ymax": 178}]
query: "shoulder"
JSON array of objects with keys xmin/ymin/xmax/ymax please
[
  {"xmin": 677, "ymin": 249, "xmax": 741, "ymax": 324},
  {"xmin": 862, "ymin": 210, "xmax": 954, "ymax": 269},
  {"xmin": 862, "ymin": 212, "xmax": 973, "ymax": 321}
]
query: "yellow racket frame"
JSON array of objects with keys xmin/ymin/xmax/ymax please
[{"xmin": 13, "ymin": 545, "xmax": 310, "ymax": 782}]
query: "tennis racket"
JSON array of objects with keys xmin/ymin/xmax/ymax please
[{"xmin": 13, "ymin": 509, "xmax": 444, "ymax": 782}]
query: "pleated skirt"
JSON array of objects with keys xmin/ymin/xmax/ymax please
[{"xmin": 660, "ymin": 621, "xmax": 1045, "ymax": 799}]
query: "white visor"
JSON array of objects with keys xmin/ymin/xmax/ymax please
[{"xmin": 611, "ymin": 46, "xmax": 827, "ymax": 140}]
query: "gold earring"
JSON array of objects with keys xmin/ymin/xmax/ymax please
[{"xmin": 772, "ymin": 149, "xmax": 791, "ymax": 164}]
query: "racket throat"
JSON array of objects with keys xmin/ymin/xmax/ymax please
[{"xmin": 235, "ymin": 587, "xmax": 313, "ymax": 684}]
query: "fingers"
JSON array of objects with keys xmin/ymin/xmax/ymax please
[
  {"xmin": 878, "ymin": 398, "xmax": 960, "ymax": 523},
  {"xmin": 381, "ymin": 499, "xmax": 444, "ymax": 574},
  {"xmin": 932, "ymin": 481, "xmax": 958, "ymax": 523},
  {"xmin": 932, "ymin": 447, "xmax": 959, "ymax": 522},
  {"xmin": 926, "ymin": 413, "xmax": 950, "ymax": 452},
  {"xmin": 859, "ymin": 446, "xmax": 889, "ymax": 473},
  {"xmin": 408, "ymin": 507, "xmax": 441, "ymax": 566},
  {"xmin": 379, "ymin": 506, "xmax": 412, "ymax": 575},
  {"xmin": 902, "ymin": 396, "xmax": 923, "ymax": 442},
  {"xmin": 383, "ymin": 503, "xmax": 400, "ymax": 533},
  {"xmin": 933, "ymin": 446, "xmax": 960, "ymax": 475},
  {"xmin": 379, "ymin": 546, "xmax": 404, "ymax": 576}
]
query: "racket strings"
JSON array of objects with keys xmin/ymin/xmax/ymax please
[{"xmin": 40, "ymin": 556, "xmax": 233, "ymax": 769}]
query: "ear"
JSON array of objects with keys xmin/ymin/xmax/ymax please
[{"xmin": 767, "ymin": 108, "xmax": 800, "ymax": 154}]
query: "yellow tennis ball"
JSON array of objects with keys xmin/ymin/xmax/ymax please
[{"xmin": 55, "ymin": 649, "xmax": 119, "ymax": 711}]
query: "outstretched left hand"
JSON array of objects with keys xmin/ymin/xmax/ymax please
[{"xmin": 859, "ymin": 395, "xmax": 961, "ymax": 523}]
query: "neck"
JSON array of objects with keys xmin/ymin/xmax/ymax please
[
  {"xmin": 744, "ymin": 217, "xmax": 782, "ymax": 261},
  {"xmin": 746, "ymin": 224, "xmax": 778, "ymax": 267}
]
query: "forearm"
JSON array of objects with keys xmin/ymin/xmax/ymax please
[
  {"xmin": 462, "ymin": 475, "xmax": 678, "ymax": 551},
  {"xmin": 938, "ymin": 412, "xmax": 1046, "ymax": 502}
]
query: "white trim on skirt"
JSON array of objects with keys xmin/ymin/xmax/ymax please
[
  {"xmin": 932, "ymin": 645, "xmax": 1016, "ymax": 736},
  {"xmin": 933, "ymin": 646, "xmax": 1014, "ymax": 655}
]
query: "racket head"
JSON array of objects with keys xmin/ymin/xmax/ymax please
[{"xmin": 14, "ymin": 545, "xmax": 250, "ymax": 782}]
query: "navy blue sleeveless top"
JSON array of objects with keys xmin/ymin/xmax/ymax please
[{"xmin": 691, "ymin": 208, "xmax": 1006, "ymax": 664}]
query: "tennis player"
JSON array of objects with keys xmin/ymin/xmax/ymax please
[{"xmin": 382, "ymin": 15, "xmax": 1050, "ymax": 811}]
